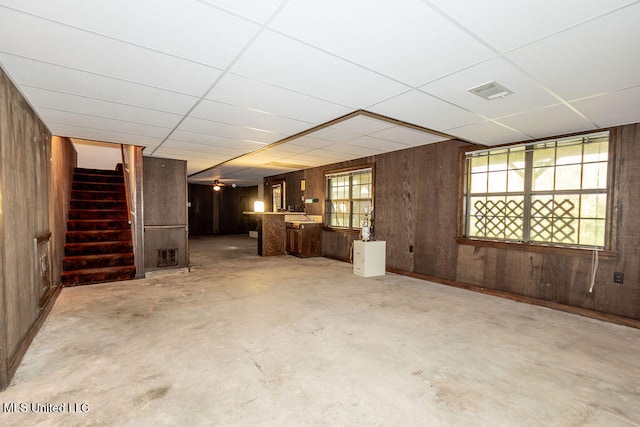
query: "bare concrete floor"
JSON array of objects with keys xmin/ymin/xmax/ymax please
[{"xmin": 1, "ymin": 235, "xmax": 639, "ymax": 426}]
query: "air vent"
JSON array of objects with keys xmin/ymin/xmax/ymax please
[
  {"xmin": 468, "ymin": 81, "xmax": 513, "ymax": 100},
  {"xmin": 157, "ymin": 248, "xmax": 178, "ymax": 267}
]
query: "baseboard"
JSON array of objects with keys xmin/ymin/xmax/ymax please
[
  {"xmin": 4, "ymin": 284, "xmax": 63, "ymax": 390},
  {"xmin": 386, "ymin": 268, "xmax": 640, "ymax": 330}
]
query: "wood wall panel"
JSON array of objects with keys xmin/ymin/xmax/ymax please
[
  {"xmin": 265, "ymin": 123, "xmax": 640, "ymax": 320},
  {"xmin": 188, "ymin": 184, "xmax": 214, "ymax": 236},
  {"xmin": 262, "ymin": 214, "xmax": 285, "ymax": 256},
  {"xmin": 143, "ymin": 228, "xmax": 189, "ymax": 269},
  {"xmin": 143, "ymin": 157, "xmax": 188, "ymax": 271},
  {"xmin": 265, "ymin": 170, "xmax": 305, "ymax": 213},
  {"xmin": 456, "ymin": 125, "xmax": 640, "ymax": 319},
  {"xmin": 375, "ymin": 149, "xmax": 415, "ymax": 271},
  {"xmin": 413, "ymin": 141, "xmax": 466, "ymax": 280},
  {"xmin": 219, "ymin": 186, "xmax": 258, "ymax": 234},
  {"xmin": 143, "ymin": 157, "xmax": 187, "ymax": 226},
  {"xmin": 50, "ymin": 136, "xmax": 77, "ymax": 288},
  {"xmin": 0, "ymin": 67, "xmax": 53, "ymax": 389}
]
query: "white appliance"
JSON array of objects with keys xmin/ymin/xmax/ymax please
[{"xmin": 353, "ymin": 240, "xmax": 386, "ymax": 277}]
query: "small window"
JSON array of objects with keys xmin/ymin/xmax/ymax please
[
  {"xmin": 464, "ymin": 131, "xmax": 609, "ymax": 248},
  {"xmin": 325, "ymin": 167, "xmax": 373, "ymax": 229}
]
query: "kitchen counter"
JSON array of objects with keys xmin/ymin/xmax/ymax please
[{"xmin": 243, "ymin": 212, "xmax": 321, "ymax": 256}]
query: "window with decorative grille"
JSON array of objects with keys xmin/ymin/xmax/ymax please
[
  {"xmin": 325, "ymin": 167, "xmax": 373, "ymax": 230},
  {"xmin": 464, "ymin": 131, "xmax": 609, "ymax": 248}
]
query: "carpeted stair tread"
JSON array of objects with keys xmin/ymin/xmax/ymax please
[
  {"xmin": 65, "ymin": 240, "xmax": 133, "ymax": 256},
  {"xmin": 69, "ymin": 209, "xmax": 128, "ymax": 220},
  {"xmin": 71, "ymin": 189, "xmax": 125, "ymax": 201},
  {"xmin": 64, "ymin": 167, "xmax": 135, "ymax": 286},
  {"xmin": 72, "ymin": 172, "xmax": 124, "ymax": 184},
  {"xmin": 63, "ymin": 253, "xmax": 134, "ymax": 270},
  {"xmin": 73, "ymin": 181, "xmax": 125, "ymax": 192},
  {"xmin": 67, "ymin": 219, "xmax": 130, "ymax": 231},
  {"xmin": 70, "ymin": 199, "xmax": 127, "ymax": 210},
  {"xmin": 61, "ymin": 265, "xmax": 136, "ymax": 286},
  {"xmin": 75, "ymin": 167, "xmax": 122, "ymax": 176},
  {"xmin": 66, "ymin": 229, "xmax": 132, "ymax": 243}
]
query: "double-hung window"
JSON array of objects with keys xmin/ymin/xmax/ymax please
[
  {"xmin": 325, "ymin": 167, "xmax": 373, "ymax": 229},
  {"xmin": 464, "ymin": 131, "xmax": 609, "ymax": 248}
]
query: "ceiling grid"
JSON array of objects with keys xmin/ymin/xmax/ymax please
[{"xmin": 0, "ymin": 0, "xmax": 638, "ymax": 185}]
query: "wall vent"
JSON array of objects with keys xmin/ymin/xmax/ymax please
[
  {"xmin": 468, "ymin": 81, "xmax": 513, "ymax": 100},
  {"xmin": 157, "ymin": 248, "xmax": 178, "ymax": 267}
]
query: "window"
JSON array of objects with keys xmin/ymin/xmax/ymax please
[
  {"xmin": 325, "ymin": 167, "xmax": 373, "ymax": 229},
  {"xmin": 464, "ymin": 131, "xmax": 609, "ymax": 248}
]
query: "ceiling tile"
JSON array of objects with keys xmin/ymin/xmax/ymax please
[
  {"xmin": 302, "ymin": 149, "xmax": 351, "ymax": 161},
  {"xmin": 420, "ymin": 57, "xmax": 559, "ymax": 119},
  {"xmin": 207, "ymin": 73, "xmax": 352, "ymax": 123},
  {"xmin": 37, "ymin": 108, "xmax": 172, "ymax": 139},
  {"xmin": 198, "ymin": 0, "xmax": 285, "ymax": 23},
  {"xmin": 428, "ymin": 0, "xmax": 634, "ymax": 52},
  {"xmin": 287, "ymin": 136, "xmax": 334, "ymax": 149},
  {"xmin": 496, "ymin": 105, "xmax": 595, "ymax": 139},
  {"xmin": 22, "ymin": 86, "xmax": 184, "ymax": 129},
  {"xmin": 305, "ymin": 127, "xmax": 360, "ymax": 142},
  {"xmin": 347, "ymin": 135, "xmax": 412, "ymax": 152},
  {"xmin": 0, "ymin": 54, "xmax": 199, "ymax": 114},
  {"xmin": 369, "ymin": 126, "xmax": 449, "ymax": 146},
  {"xmin": 270, "ymin": 0, "xmax": 494, "ymax": 86},
  {"xmin": 0, "ymin": 9, "xmax": 222, "ymax": 95},
  {"xmin": 162, "ymin": 140, "xmax": 247, "ymax": 157},
  {"xmin": 0, "ymin": 0, "xmax": 260, "ymax": 68},
  {"xmin": 177, "ymin": 117, "xmax": 285, "ymax": 145},
  {"xmin": 190, "ymin": 99, "xmax": 313, "ymax": 135},
  {"xmin": 49, "ymin": 123, "xmax": 164, "ymax": 147},
  {"xmin": 369, "ymin": 90, "xmax": 482, "ymax": 132},
  {"xmin": 571, "ymin": 86, "xmax": 640, "ymax": 128},
  {"xmin": 230, "ymin": 30, "xmax": 409, "ymax": 107},
  {"xmin": 445, "ymin": 121, "xmax": 529, "ymax": 146},
  {"xmin": 505, "ymin": 4, "xmax": 640, "ymax": 100},
  {"xmin": 330, "ymin": 115, "xmax": 395, "ymax": 134},
  {"xmin": 323, "ymin": 143, "xmax": 385, "ymax": 156},
  {"xmin": 262, "ymin": 144, "xmax": 313, "ymax": 155}
]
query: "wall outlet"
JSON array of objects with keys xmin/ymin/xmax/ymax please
[
  {"xmin": 409, "ymin": 245, "xmax": 414, "ymax": 253},
  {"xmin": 613, "ymin": 272, "xmax": 624, "ymax": 284}
]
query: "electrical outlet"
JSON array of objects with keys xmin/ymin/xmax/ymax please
[
  {"xmin": 613, "ymin": 272, "xmax": 624, "ymax": 284},
  {"xmin": 409, "ymin": 245, "xmax": 414, "ymax": 253}
]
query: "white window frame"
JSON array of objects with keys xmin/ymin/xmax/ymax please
[
  {"xmin": 463, "ymin": 131, "xmax": 610, "ymax": 249},
  {"xmin": 325, "ymin": 167, "xmax": 373, "ymax": 230}
]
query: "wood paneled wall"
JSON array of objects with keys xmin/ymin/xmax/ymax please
[
  {"xmin": 264, "ymin": 170, "xmax": 305, "ymax": 213},
  {"xmin": 50, "ymin": 136, "xmax": 77, "ymax": 288},
  {"xmin": 265, "ymin": 124, "xmax": 640, "ymax": 320},
  {"xmin": 0, "ymin": 67, "xmax": 59, "ymax": 389},
  {"xmin": 188, "ymin": 184, "xmax": 258, "ymax": 236},
  {"xmin": 188, "ymin": 184, "xmax": 214, "ymax": 236},
  {"xmin": 456, "ymin": 125, "xmax": 640, "ymax": 319},
  {"xmin": 143, "ymin": 157, "xmax": 188, "ymax": 271}
]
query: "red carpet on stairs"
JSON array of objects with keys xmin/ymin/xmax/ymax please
[{"xmin": 62, "ymin": 167, "xmax": 136, "ymax": 286}]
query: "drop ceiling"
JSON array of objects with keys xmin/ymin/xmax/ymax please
[{"xmin": 1, "ymin": 0, "xmax": 639, "ymax": 186}]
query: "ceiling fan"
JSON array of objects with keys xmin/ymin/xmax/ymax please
[
  {"xmin": 212, "ymin": 179, "xmax": 236, "ymax": 191},
  {"xmin": 212, "ymin": 180, "xmax": 223, "ymax": 191}
]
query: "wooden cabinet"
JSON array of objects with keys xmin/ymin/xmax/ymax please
[{"xmin": 286, "ymin": 222, "xmax": 322, "ymax": 258}]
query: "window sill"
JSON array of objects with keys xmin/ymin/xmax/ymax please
[
  {"xmin": 456, "ymin": 237, "xmax": 616, "ymax": 258},
  {"xmin": 323, "ymin": 227, "xmax": 361, "ymax": 235}
]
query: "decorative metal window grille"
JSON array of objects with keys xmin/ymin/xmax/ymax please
[
  {"xmin": 325, "ymin": 168, "xmax": 373, "ymax": 229},
  {"xmin": 465, "ymin": 131, "xmax": 609, "ymax": 248}
]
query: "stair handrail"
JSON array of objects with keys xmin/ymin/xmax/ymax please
[{"xmin": 121, "ymin": 145, "xmax": 133, "ymax": 225}]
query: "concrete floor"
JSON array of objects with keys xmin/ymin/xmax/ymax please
[{"xmin": 1, "ymin": 235, "xmax": 639, "ymax": 426}]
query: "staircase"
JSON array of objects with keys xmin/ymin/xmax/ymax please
[{"xmin": 62, "ymin": 167, "xmax": 136, "ymax": 286}]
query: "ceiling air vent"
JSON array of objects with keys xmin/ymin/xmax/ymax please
[{"xmin": 468, "ymin": 81, "xmax": 513, "ymax": 100}]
